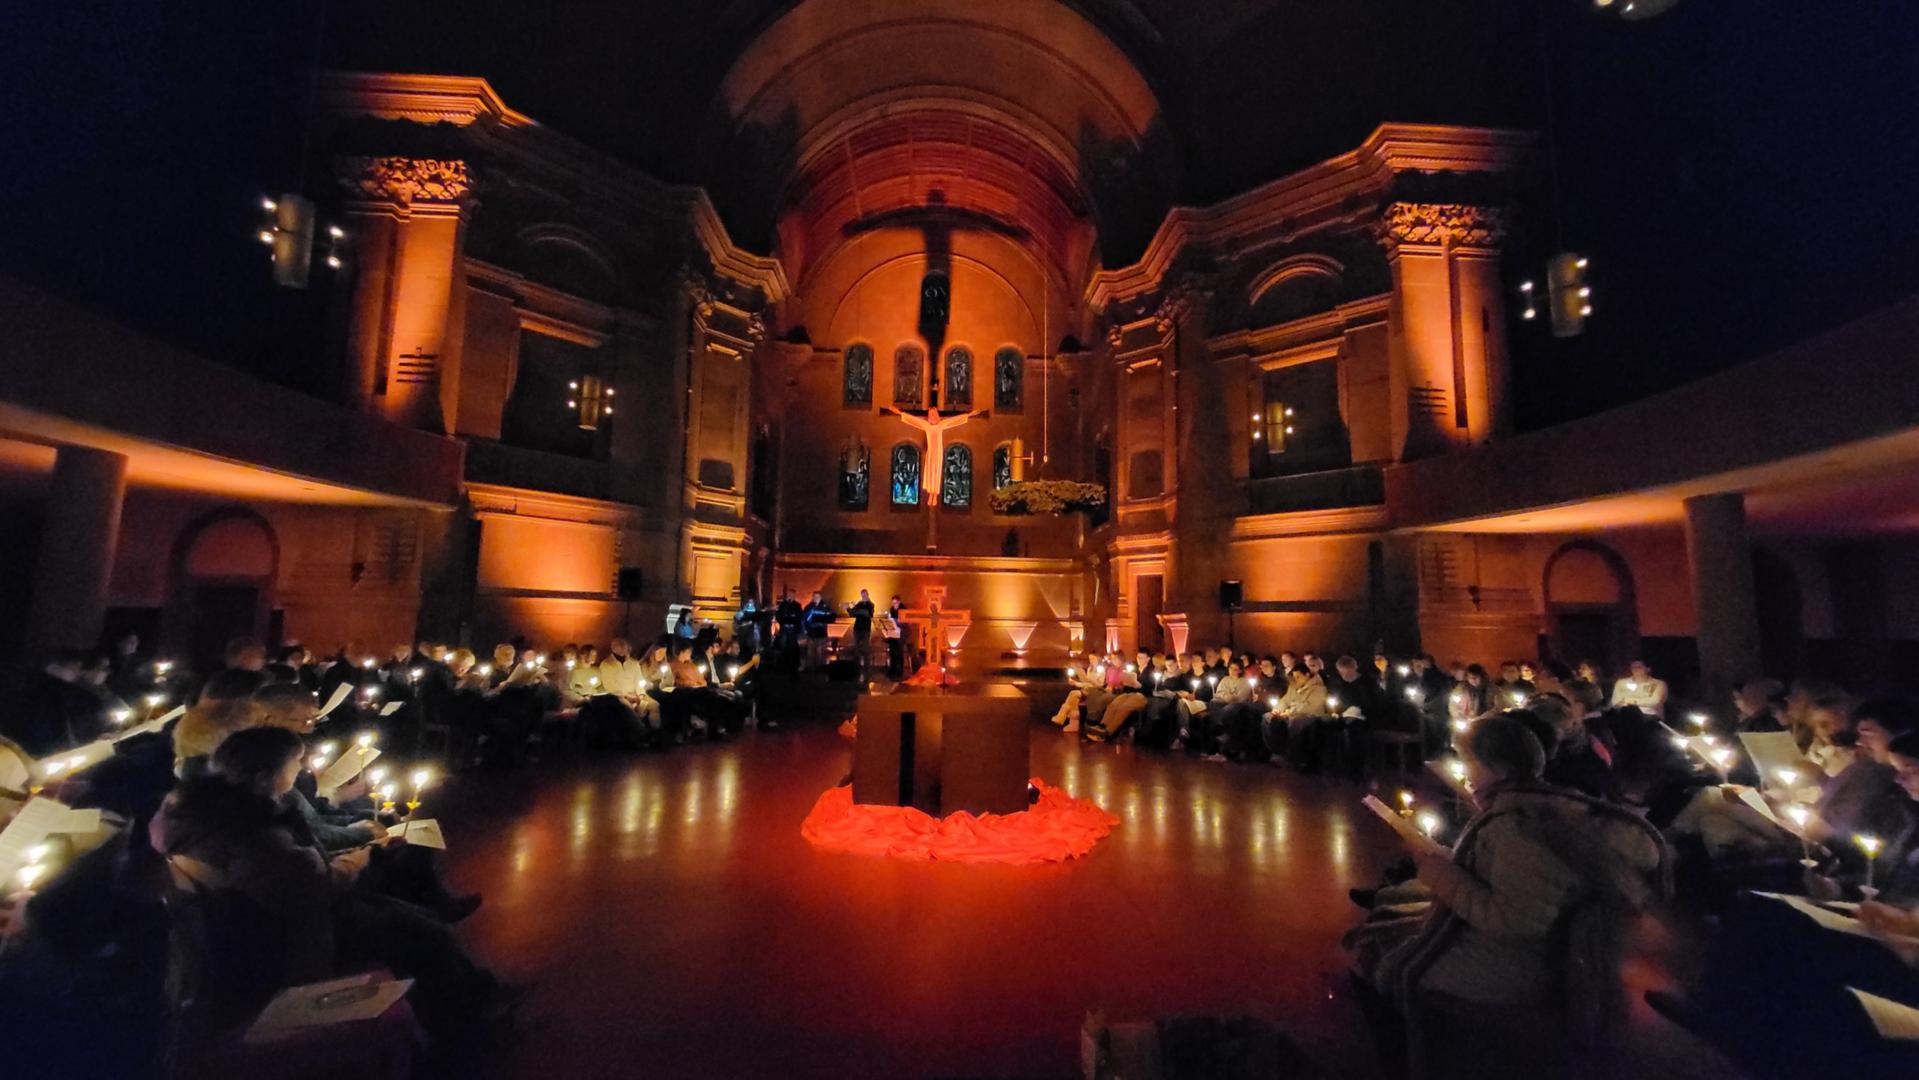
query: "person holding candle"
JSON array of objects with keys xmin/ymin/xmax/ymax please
[
  {"xmin": 1608, "ymin": 660, "xmax": 1668, "ymax": 718},
  {"xmin": 151, "ymin": 725, "xmax": 517, "ymax": 1057},
  {"xmin": 1351, "ymin": 714, "xmax": 1670, "ymax": 1077}
]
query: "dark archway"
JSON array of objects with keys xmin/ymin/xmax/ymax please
[
  {"xmin": 1542, "ymin": 539, "xmax": 1639, "ymax": 677},
  {"xmin": 167, "ymin": 507, "xmax": 279, "ymax": 672}
]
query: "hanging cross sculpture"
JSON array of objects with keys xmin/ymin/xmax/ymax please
[{"xmin": 880, "ymin": 405, "xmax": 987, "ymax": 502}]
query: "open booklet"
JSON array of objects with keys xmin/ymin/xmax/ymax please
[
  {"xmin": 0, "ymin": 796, "xmax": 105, "ymax": 881},
  {"xmin": 1360, "ymin": 794, "xmax": 1434, "ymax": 843},
  {"xmin": 388, "ymin": 818, "xmax": 446, "ymax": 850},
  {"xmin": 244, "ymin": 972, "xmax": 414, "ymax": 1043},
  {"xmin": 1740, "ymin": 731, "xmax": 1820, "ymax": 787},
  {"xmin": 1753, "ymin": 892, "xmax": 1872, "ymax": 938},
  {"xmin": 317, "ymin": 748, "xmax": 380, "ymax": 800},
  {"xmin": 1848, "ymin": 987, "xmax": 1919, "ymax": 1041}
]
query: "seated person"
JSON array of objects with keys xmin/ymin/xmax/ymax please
[
  {"xmin": 1049, "ymin": 654, "xmax": 1106, "ymax": 730},
  {"xmin": 1171, "ymin": 654, "xmax": 1217, "ymax": 751},
  {"xmin": 1086, "ymin": 652, "xmax": 1152, "ymax": 742},
  {"xmin": 252, "ymin": 683, "xmax": 479, "ymax": 922},
  {"xmin": 173, "ymin": 669, "xmax": 269, "ymax": 776},
  {"xmin": 151, "ymin": 727, "xmax": 512, "ymax": 1053},
  {"xmin": 1648, "ymin": 727, "xmax": 1919, "ymax": 1079},
  {"xmin": 1352, "ymin": 715, "xmax": 1668, "ymax": 1076},
  {"xmin": 1202, "ymin": 660, "xmax": 1262, "ymax": 760},
  {"xmin": 1262, "ymin": 665, "xmax": 1329, "ymax": 766}
]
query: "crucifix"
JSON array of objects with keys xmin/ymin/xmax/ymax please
[{"xmin": 879, "ymin": 404, "xmax": 988, "ymax": 552}]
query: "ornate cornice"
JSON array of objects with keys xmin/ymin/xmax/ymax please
[
  {"xmin": 336, "ymin": 156, "xmax": 474, "ymax": 207},
  {"xmin": 1375, "ymin": 202, "xmax": 1508, "ymax": 252},
  {"xmin": 1087, "ymin": 124, "xmax": 1533, "ymax": 308}
]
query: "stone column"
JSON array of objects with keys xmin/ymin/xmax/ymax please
[
  {"xmin": 1376, "ymin": 203, "xmax": 1511, "ymax": 460},
  {"xmin": 26, "ymin": 446, "xmax": 128, "ymax": 654},
  {"xmin": 1684, "ymin": 493, "xmax": 1763, "ymax": 704},
  {"xmin": 335, "ymin": 157, "xmax": 475, "ymax": 433}
]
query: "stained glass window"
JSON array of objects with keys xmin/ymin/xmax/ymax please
[
  {"xmin": 994, "ymin": 346, "xmax": 1023, "ymax": 411},
  {"xmin": 890, "ymin": 443, "xmax": 921, "ymax": 505},
  {"xmin": 992, "ymin": 443, "xmax": 1013, "ymax": 490},
  {"xmin": 893, "ymin": 343, "xmax": 925, "ymax": 406},
  {"xmin": 843, "ymin": 343, "xmax": 873, "ymax": 408},
  {"xmin": 838, "ymin": 439, "xmax": 869, "ymax": 510},
  {"xmin": 943, "ymin": 345, "xmax": 973, "ymax": 408},
  {"xmin": 942, "ymin": 444, "xmax": 972, "ymax": 508}
]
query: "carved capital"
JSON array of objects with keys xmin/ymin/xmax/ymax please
[
  {"xmin": 1153, "ymin": 272, "xmax": 1215, "ymax": 333},
  {"xmin": 743, "ymin": 312, "xmax": 767, "ymax": 347},
  {"xmin": 335, "ymin": 157, "xmax": 474, "ymax": 207},
  {"xmin": 1105, "ymin": 323, "xmax": 1125, "ymax": 348},
  {"xmin": 1376, "ymin": 202, "xmax": 1508, "ymax": 251}
]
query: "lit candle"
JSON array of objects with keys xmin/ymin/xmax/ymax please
[
  {"xmin": 1859, "ymin": 834, "xmax": 1883, "ymax": 898},
  {"xmin": 727, "ymin": 665, "xmax": 740, "ymax": 680},
  {"xmin": 361, "ymin": 684, "xmax": 381, "ymax": 699},
  {"xmin": 1397, "ymin": 664, "xmax": 1411, "ymax": 677},
  {"xmin": 1267, "ymin": 696, "xmax": 1280, "ymax": 710},
  {"xmin": 1670, "ymin": 735, "xmax": 1689, "ymax": 750},
  {"xmin": 1206, "ymin": 675, "xmax": 1218, "ymax": 687},
  {"xmin": 361, "ymin": 658, "xmax": 376, "ymax": 670},
  {"xmin": 356, "ymin": 732, "xmax": 376, "ymax": 751},
  {"xmin": 1452, "ymin": 718, "xmax": 1471, "ymax": 733},
  {"xmin": 1397, "ymin": 789, "xmax": 1414, "ymax": 814},
  {"xmin": 1710, "ymin": 747, "xmax": 1735, "ymax": 772},
  {"xmin": 1190, "ymin": 678, "xmax": 1200, "ymax": 690},
  {"xmin": 1405, "ymin": 686, "xmax": 1421, "ymax": 701},
  {"xmin": 1689, "ymin": 712, "xmax": 1710, "ymax": 729},
  {"xmin": 1511, "ymin": 693, "xmax": 1528, "ymax": 708},
  {"xmin": 658, "ymin": 665, "xmax": 670, "ymax": 676},
  {"xmin": 1326, "ymin": 695, "xmax": 1340, "ymax": 711},
  {"xmin": 154, "ymin": 659, "xmax": 174, "ymax": 676},
  {"xmin": 477, "ymin": 664, "xmax": 493, "ymax": 677},
  {"xmin": 1785, "ymin": 805, "xmax": 1814, "ymax": 866},
  {"xmin": 319, "ymin": 740, "xmax": 338, "ymax": 757},
  {"xmin": 409, "ymin": 667, "xmax": 423, "ymax": 681},
  {"xmin": 109, "ymin": 707, "xmax": 131, "ymax": 725},
  {"xmin": 1626, "ymin": 680, "xmax": 1639, "ymax": 692},
  {"xmin": 310, "ymin": 753, "xmax": 329, "ymax": 772},
  {"xmin": 1125, "ymin": 663, "xmax": 1137, "ymax": 674},
  {"xmin": 408, "ymin": 768, "xmax": 431, "ymax": 812},
  {"xmin": 379, "ymin": 783, "xmax": 398, "ymax": 813},
  {"xmin": 1416, "ymin": 810, "xmax": 1442, "ymax": 838},
  {"xmin": 566, "ymin": 658, "xmax": 577, "ymax": 669},
  {"xmin": 367, "ymin": 765, "xmax": 388, "ymax": 791},
  {"xmin": 1774, "ymin": 767, "xmax": 1800, "ymax": 790},
  {"xmin": 1066, "ymin": 668, "xmax": 1077, "ymax": 679}
]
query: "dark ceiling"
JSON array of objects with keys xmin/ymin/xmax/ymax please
[{"xmin": 1, "ymin": 1, "xmax": 1915, "ymax": 431}]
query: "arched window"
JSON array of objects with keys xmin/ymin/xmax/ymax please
[
  {"xmin": 893, "ymin": 343, "xmax": 925, "ymax": 406},
  {"xmin": 943, "ymin": 345, "xmax": 973, "ymax": 408},
  {"xmin": 992, "ymin": 443, "xmax": 1014, "ymax": 490},
  {"xmin": 942, "ymin": 444, "xmax": 973, "ymax": 508},
  {"xmin": 890, "ymin": 443, "xmax": 921, "ymax": 505},
  {"xmin": 842, "ymin": 343, "xmax": 873, "ymax": 407},
  {"xmin": 838, "ymin": 438, "xmax": 869, "ymax": 510},
  {"xmin": 994, "ymin": 346, "xmax": 1023, "ymax": 411}
]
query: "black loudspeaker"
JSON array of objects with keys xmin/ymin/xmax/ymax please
[
  {"xmin": 1218, "ymin": 579, "xmax": 1243, "ymax": 611},
  {"xmin": 617, "ymin": 567, "xmax": 644, "ymax": 600}
]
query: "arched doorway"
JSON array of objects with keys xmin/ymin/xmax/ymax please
[
  {"xmin": 169, "ymin": 509, "xmax": 278, "ymax": 671},
  {"xmin": 1543, "ymin": 540, "xmax": 1638, "ymax": 677}
]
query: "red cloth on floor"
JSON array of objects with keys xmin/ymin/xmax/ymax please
[{"xmin": 800, "ymin": 779, "xmax": 1117, "ymax": 864}]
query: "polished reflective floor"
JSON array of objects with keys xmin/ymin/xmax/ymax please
[{"xmin": 437, "ymin": 718, "xmax": 1737, "ymax": 1079}]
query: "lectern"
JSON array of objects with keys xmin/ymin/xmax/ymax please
[{"xmin": 852, "ymin": 684, "xmax": 1029, "ymax": 816}]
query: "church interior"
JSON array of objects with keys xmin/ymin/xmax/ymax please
[{"xmin": 3, "ymin": 2, "xmax": 1919, "ymax": 1078}]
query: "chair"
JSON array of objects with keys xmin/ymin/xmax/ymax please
[{"xmin": 1369, "ymin": 728, "xmax": 1423, "ymax": 777}]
